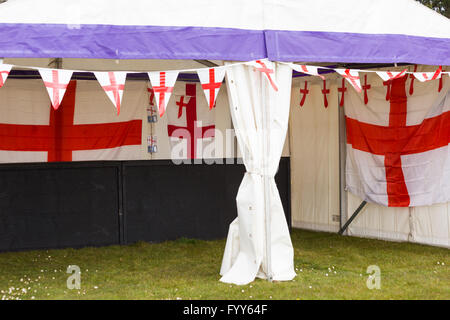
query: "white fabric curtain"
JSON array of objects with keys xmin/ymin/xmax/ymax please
[{"xmin": 219, "ymin": 61, "xmax": 296, "ymax": 285}]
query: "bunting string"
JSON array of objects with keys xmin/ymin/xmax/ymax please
[{"xmin": 0, "ymin": 60, "xmax": 447, "ymax": 115}]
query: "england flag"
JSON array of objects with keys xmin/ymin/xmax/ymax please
[{"xmin": 345, "ymin": 74, "xmax": 450, "ymax": 207}]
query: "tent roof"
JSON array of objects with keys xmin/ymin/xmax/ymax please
[{"xmin": 0, "ymin": 0, "xmax": 449, "ymax": 65}]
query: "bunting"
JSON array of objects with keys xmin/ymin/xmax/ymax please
[
  {"xmin": 247, "ymin": 60, "xmax": 278, "ymax": 91},
  {"xmin": 376, "ymin": 69, "xmax": 408, "ymax": 82},
  {"xmin": 94, "ymin": 71, "xmax": 127, "ymax": 115},
  {"xmin": 335, "ymin": 69, "xmax": 362, "ymax": 93},
  {"xmin": 197, "ymin": 67, "xmax": 225, "ymax": 110},
  {"xmin": 38, "ymin": 69, "xmax": 73, "ymax": 110},
  {"xmin": 413, "ymin": 66, "xmax": 442, "ymax": 82},
  {"xmin": 0, "ymin": 64, "xmax": 12, "ymax": 89},
  {"xmin": 148, "ymin": 71, "xmax": 179, "ymax": 117},
  {"xmin": 290, "ymin": 64, "xmax": 325, "ymax": 80}
]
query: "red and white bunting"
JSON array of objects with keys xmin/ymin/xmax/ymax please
[
  {"xmin": 290, "ymin": 64, "xmax": 325, "ymax": 80},
  {"xmin": 413, "ymin": 66, "xmax": 442, "ymax": 82},
  {"xmin": 0, "ymin": 64, "xmax": 13, "ymax": 89},
  {"xmin": 148, "ymin": 71, "xmax": 179, "ymax": 117},
  {"xmin": 247, "ymin": 60, "xmax": 278, "ymax": 91},
  {"xmin": 197, "ymin": 67, "xmax": 225, "ymax": 110},
  {"xmin": 94, "ymin": 71, "xmax": 127, "ymax": 115},
  {"xmin": 335, "ymin": 69, "xmax": 362, "ymax": 93},
  {"xmin": 38, "ymin": 69, "xmax": 73, "ymax": 110},
  {"xmin": 376, "ymin": 69, "xmax": 408, "ymax": 82}
]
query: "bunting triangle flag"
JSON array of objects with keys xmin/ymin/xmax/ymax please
[
  {"xmin": 38, "ymin": 69, "xmax": 73, "ymax": 110},
  {"xmin": 289, "ymin": 64, "xmax": 325, "ymax": 80},
  {"xmin": 376, "ymin": 69, "xmax": 408, "ymax": 82},
  {"xmin": 246, "ymin": 60, "xmax": 278, "ymax": 91},
  {"xmin": 148, "ymin": 71, "xmax": 179, "ymax": 117},
  {"xmin": 197, "ymin": 67, "xmax": 226, "ymax": 110},
  {"xmin": 335, "ymin": 69, "xmax": 362, "ymax": 93},
  {"xmin": 94, "ymin": 71, "xmax": 127, "ymax": 115},
  {"xmin": 0, "ymin": 64, "xmax": 13, "ymax": 89},
  {"xmin": 413, "ymin": 66, "xmax": 443, "ymax": 82}
]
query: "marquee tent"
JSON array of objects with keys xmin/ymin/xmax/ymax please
[{"xmin": 0, "ymin": 0, "xmax": 449, "ymax": 285}]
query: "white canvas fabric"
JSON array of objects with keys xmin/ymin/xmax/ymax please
[
  {"xmin": 220, "ymin": 62, "xmax": 295, "ymax": 285},
  {"xmin": 1, "ymin": 0, "xmax": 448, "ymax": 39},
  {"xmin": 289, "ymin": 78, "xmax": 340, "ymax": 232}
]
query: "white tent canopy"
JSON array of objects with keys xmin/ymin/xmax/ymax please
[{"xmin": 0, "ymin": 0, "xmax": 449, "ymax": 64}]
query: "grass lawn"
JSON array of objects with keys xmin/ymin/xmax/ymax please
[{"xmin": 0, "ymin": 229, "xmax": 448, "ymax": 300}]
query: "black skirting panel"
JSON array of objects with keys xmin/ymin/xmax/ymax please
[{"xmin": 0, "ymin": 158, "xmax": 290, "ymax": 251}]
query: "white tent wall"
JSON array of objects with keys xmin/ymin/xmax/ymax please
[
  {"xmin": 289, "ymin": 70, "xmax": 450, "ymax": 248},
  {"xmin": 347, "ymin": 197, "xmax": 450, "ymax": 248},
  {"xmin": 289, "ymin": 77, "xmax": 340, "ymax": 232}
]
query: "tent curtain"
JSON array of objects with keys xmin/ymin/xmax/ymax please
[{"xmin": 219, "ymin": 62, "xmax": 296, "ymax": 285}]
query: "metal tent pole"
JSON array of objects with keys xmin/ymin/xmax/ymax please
[
  {"xmin": 338, "ymin": 103, "xmax": 348, "ymax": 234},
  {"xmin": 338, "ymin": 201, "xmax": 367, "ymax": 235}
]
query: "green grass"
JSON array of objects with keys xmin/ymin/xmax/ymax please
[{"xmin": 0, "ymin": 229, "xmax": 448, "ymax": 300}]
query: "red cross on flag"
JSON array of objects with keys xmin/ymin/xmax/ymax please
[
  {"xmin": 376, "ymin": 69, "xmax": 408, "ymax": 82},
  {"xmin": 289, "ymin": 64, "xmax": 325, "ymax": 80},
  {"xmin": 148, "ymin": 71, "xmax": 179, "ymax": 117},
  {"xmin": 197, "ymin": 67, "xmax": 225, "ymax": 110},
  {"xmin": 345, "ymin": 75, "xmax": 450, "ymax": 207},
  {"xmin": 0, "ymin": 79, "xmax": 143, "ymax": 163},
  {"xmin": 335, "ymin": 69, "xmax": 362, "ymax": 93},
  {"xmin": 38, "ymin": 69, "xmax": 73, "ymax": 110},
  {"xmin": 94, "ymin": 71, "xmax": 127, "ymax": 115},
  {"xmin": 0, "ymin": 64, "xmax": 12, "ymax": 89},
  {"xmin": 413, "ymin": 66, "xmax": 443, "ymax": 82}
]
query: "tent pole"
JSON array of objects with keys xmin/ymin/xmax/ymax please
[
  {"xmin": 261, "ymin": 68, "xmax": 273, "ymax": 282},
  {"xmin": 338, "ymin": 102, "xmax": 348, "ymax": 234},
  {"xmin": 338, "ymin": 201, "xmax": 367, "ymax": 235}
]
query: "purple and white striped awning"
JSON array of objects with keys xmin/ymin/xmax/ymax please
[{"xmin": 0, "ymin": 0, "xmax": 449, "ymax": 65}]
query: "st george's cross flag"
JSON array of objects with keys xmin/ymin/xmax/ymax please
[
  {"xmin": 345, "ymin": 74, "xmax": 450, "ymax": 207},
  {"xmin": 166, "ymin": 81, "xmax": 215, "ymax": 160},
  {"xmin": 0, "ymin": 79, "xmax": 144, "ymax": 163}
]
